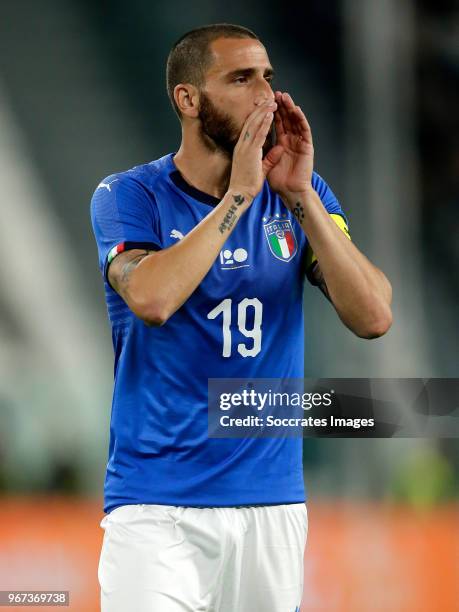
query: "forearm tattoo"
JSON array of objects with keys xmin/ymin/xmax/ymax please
[
  {"xmin": 311, "ymin": 262, "xmax": 331, "ymax": 302},
  {"xmin": 120, "ymin": 251, "xmax": 151, "ymax": 285},
  {"xmin": 218, "ymin": 195, "xmax": 245, "ymax": 234},
  {"xmin": 292, "ymin": 201, "xmax": 305, "ymax": 223},
  {"xmin": 219, "ymin": 204, "xmax": 238, "ymax": 234},
  {"xmin": 233, "ymin": 194, "xmax": 245, "ymax": 206},
  {"xmin": 243, "ymin": 131, "xmax": 250, "ymax": 140}
]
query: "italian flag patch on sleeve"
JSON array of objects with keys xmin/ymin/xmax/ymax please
[{"xmin": 107, "ymin": 243, "xmax": 126, "ymax": 265}]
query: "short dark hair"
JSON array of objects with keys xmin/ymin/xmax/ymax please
[{"xmin": 166, "ymin": 24, "xmax": 260, "ymax": 118}]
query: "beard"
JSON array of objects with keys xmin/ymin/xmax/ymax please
[{"xmin": 198, "ymin": 91, "xmax": 275, "ymax": 158}]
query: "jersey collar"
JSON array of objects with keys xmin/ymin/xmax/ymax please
[{"xmin": 168, "ymin": 154, "xmax": 222, "ymax": 207}]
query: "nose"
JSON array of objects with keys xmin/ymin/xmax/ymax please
[{"xmin": 254, "ymin": 80, "xmax": 275, "ymax": 106}]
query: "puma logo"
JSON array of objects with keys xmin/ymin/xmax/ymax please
[
  {"xmin": 170, "ymin": 229, "xmax": 184, "ymax": 240},
  {"xmin": 97, "ymin": 178, "xmax": 119, "ymax": 192}
]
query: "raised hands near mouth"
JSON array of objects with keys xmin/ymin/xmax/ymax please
[{"xmin": 262, "ymin": 91, "xmax": 315, "ymax": 203}]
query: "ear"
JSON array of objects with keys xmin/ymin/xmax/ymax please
[{"xmin": 174, "ymin": 83, "xmax": 200, "ymax": 118}]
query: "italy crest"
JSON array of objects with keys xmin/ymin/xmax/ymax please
[{"xmin": 263, "ymin": 219, "xmax": 298, "ymax": 262}]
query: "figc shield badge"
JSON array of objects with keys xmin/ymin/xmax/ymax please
[{"xmin": 263, "ymin": 219, "xmax": 298, "ymax": 262}]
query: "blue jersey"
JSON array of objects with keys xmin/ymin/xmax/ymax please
[{"xmin": 90, "ymin": 153, "xmax": 347, "ymax": 512}]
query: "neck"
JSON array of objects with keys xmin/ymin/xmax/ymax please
[{"xmin": 173, "ymin": 123, "xmax": 233, "ymax": 200}]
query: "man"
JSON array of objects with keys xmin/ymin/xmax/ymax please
[{"xmin": 91, "ymin": 23, "xmax": 392, "ymax": 612}]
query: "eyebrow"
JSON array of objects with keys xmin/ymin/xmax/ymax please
[{"xmin": 225, "ymin": 67, "xmax": 275, "ymax": 80}]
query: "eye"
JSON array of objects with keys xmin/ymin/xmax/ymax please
[{"xmin": 234, "ymin": 76, "xmax": 248, "ymax": 84}]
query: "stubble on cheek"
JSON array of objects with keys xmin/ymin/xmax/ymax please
[
  {"xmin": 198, "ymin": 93, "xmax": 240, "ymax": 156},
  {"xmin": 198, "ymin": 93, "xmax": 275, "ymax": 157}
]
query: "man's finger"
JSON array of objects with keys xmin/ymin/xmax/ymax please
[
  {"xmin": 282, "ymin": 92, "xmax": 296, "ymax": 109},
  {"xmin": 274, "ymin": 110, "xmax": 286, "ymax": 139},
  {"xmin": 277, "ymin": 92, "xmax": 293, "ymax": 134},
  {"xmin": 284, "ymin": 95, "xmax": 311, "ymax": 141},
  {"xmin": 253, "ymin": 112, "xmax": 274, "ymax": 148},
  {"xmin": 292, "ymin": 105, "xmax": 313, "ymax": 144},
  {"xmin": 290, "ymin": 106, "xmax": 304, "ymax": 137},
  {"xmin": 274, "ymin": 93, "xmax": 286, "ymax": 137},
  {"xmin": 282, "ymin": 92, "xmax": 301, "ymax": 135},
  {"xmin": 242, "ymin": 109, "xmax": 274, "ymax": 148},
  {"xmin": 281, "ymin": 93, "xmax": 313, "ymax": 144},
  {"xmin": 262, "ymin": 144, "xmax": 284, "ymax": 175},
  {"xmin": 239, "ymin": 101, "xmax": 277, "ymax": 142}
]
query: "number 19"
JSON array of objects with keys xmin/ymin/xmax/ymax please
[{"xmin": 207, "ymin": 298, "xmax": 263, "ymax": 358}]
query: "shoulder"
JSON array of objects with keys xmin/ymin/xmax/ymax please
[
  {"xmin": 91, "ymin": 153, "xmax": 174, "ymax": 200},
  {"xmin": 90, "ymin": 155, "xmax": 177, "ymax": 225}
]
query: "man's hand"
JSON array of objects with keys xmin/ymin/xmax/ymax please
[
  {"xmin": 263, "ymin": 91, "xmax": 314, "ymax": 203},
  {"xmin": 229, "ymin": 99, "xmax": 277, "ymax": 200}
]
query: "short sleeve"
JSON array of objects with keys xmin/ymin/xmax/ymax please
[
  {"xmin": 305, "ymin": 172, "xmax": 351, "ymax": 285},
  {"xmin": 90, "ymin": 174, "xmax": 161, "ymax": 282}
]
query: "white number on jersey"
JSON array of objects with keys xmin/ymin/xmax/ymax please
[{"xmin": 207, "ymin": 298, "xmax": 263, "ymax": 358}]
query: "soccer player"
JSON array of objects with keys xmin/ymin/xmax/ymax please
[{"xmin": 91, "ymin": 23, "xmax": 392, "ymax": 612}]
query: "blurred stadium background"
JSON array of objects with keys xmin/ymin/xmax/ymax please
[{"xmin": 0, "ymin": 0, "xmax": 457, "ymax": 610}]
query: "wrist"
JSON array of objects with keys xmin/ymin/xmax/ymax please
[{"xmin": 278, "ymin": 184, "xmax": 315, "ymax": 207}]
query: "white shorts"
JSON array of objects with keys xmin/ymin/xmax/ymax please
[{"xmin": 99, "ymin": 503, "xmax": 308, "ymax": 612}]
